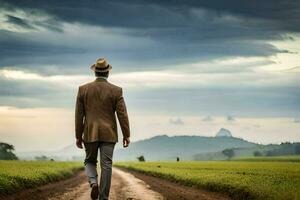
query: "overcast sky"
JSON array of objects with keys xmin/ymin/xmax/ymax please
[{"xmin": 0, "ymin": 0, "xmax": 299, "ymax": 151}]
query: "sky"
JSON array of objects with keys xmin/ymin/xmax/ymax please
[{"xmin": 0, "ymin": 0, "xmax": 299, "ymax": 152}]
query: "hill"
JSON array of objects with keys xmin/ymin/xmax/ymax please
[
  {"xmin": 16, "ymin": 134, "xmax": 257, "ymax": 161},
  {"xmin": 114, "ymin": 134, "xmax": 257, "ymax": 161},
  {"xmin": 193, "ymin": 142, "xmax": 300, "ymax": 161},
  {"xmin": 16, "ymin": 144, "xmax": 85, "ymax": 161},
  {"xmin": 16, "ymin": 133, "xmax": 299, "ymax": 161}
]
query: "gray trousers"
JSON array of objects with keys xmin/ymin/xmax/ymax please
[{"xmin": 84, "ymin": 141, "xmax": 116, "ymax": 200}]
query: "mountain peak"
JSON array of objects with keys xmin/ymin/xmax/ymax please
[{"xmin": 215, "ymin": 128, "xmax": 232, "ymax": 137}]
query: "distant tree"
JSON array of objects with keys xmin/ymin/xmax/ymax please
[
  {"xmin": 281, "ymin": 142, "xmax": 291, "ymax": 145},
  {"xmin": 266, "ymin": 150, "xmax": 274, "ymax": 156},
  {"xmin": 176, "ymin": 157, "xmax": 180, "ymax": 162},
  {"xmin": 0, "ymin": 142, "xmax": 18, "ymax": 160},
  {"xmin": 222, "ymin": 148, "xmax": 235, "ymax": 160},
  {"xmin": 264, "ymin": 142, "xmax": 300, "ymax": 156},
  {"xmin": 137, "ymin": 155, "xmax": 145, "ymax": 162},
  {"xmin": 35, "ymin": 155, "xmax": 48, "ymax": 161},
  {"xmin": 295, "ymin": 144, "xmax": 300, "ymax": 155},
  {"xmin": 253, "ymin": 151, "xmax": 262, "ymax": 157}
]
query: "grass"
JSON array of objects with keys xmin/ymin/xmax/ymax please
[
  {"xmin": 0, "ymin": 160, "xmax": 83, "ymax": 195},
  {"xmin": 232, "ymin": 155, "xmax": 300, "ymax": 162},
  {"xmin": 115, "ymin": 160, "xmax": 300, "ymax": 200}
]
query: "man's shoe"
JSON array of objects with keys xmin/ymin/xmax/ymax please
[{"xmin": 90, "ymin": 184, "xmax": 99, "ymax": 199}]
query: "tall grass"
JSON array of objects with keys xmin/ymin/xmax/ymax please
[
  {"xmin": 115, "ymin": 160, "xmax": 300, "ymax": 200},
  {"xmin": 0, "ymin": 160, "xmax": 83, "ymax": 195}
]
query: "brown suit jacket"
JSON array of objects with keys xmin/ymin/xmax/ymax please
[{"xmin": 75, "ymin": 78, "xmax": 130, "ymax": 143}]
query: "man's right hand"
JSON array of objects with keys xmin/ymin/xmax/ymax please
[
  {"xmin": 123, "ymin": 137, "xmax": 130, "ymax": 148},
  {"xmin": 76, "ymin": 138, "xmax": 83, "ymax": 149}
]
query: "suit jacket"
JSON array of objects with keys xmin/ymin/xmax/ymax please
[{"xmin": 75, "ymin": 78, "xmax": 130, "ymax": 143}]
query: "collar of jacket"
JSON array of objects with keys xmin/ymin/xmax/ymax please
[{"xmin": 95, "ymin": 77, "xmax": 108, "ymax": 82}]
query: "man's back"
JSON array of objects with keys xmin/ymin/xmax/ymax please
[{"xmin": 75, "ymin": 78, "xmax": 130, "ymax": 143}]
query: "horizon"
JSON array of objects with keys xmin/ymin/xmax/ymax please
[
  {"xmin": 0, "ymin": 0, "xmax": 299, "ymax": 152},
  {"xmin": 15, "ymin": 130, "xmax": 298, "ymax": 153}
]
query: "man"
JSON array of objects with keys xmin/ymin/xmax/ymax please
[{"xmin": 75, "ymin": 58, "xmax": 130, "ymax": 200}]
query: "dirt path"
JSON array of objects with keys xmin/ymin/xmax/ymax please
[
  {"xmin": 1, "ymin": 167, "xmax": 230, "ymax": 200},
  {"xmin": 66, "ymin": 167, "xmax": 164, "ymax": 200}
]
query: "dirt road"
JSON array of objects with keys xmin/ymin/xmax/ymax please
[
  {"xmin": 55, "ymin": 167, "xmax": 164, "ymax": 200},
  {"xmin": 2, "ymin": 167, "xmax": 230, "ymax": 200}
]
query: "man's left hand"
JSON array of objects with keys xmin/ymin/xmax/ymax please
[{"xmin": 76, "ymin": 138, "xmax": 83, "ymax": 149}]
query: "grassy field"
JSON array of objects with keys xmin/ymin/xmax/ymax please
[
  {"xmin": 115, "ymin": 159, "xmax": 300, "ymax": 200},
  {"xmin": 232, "ymin": 155, "xmax": 300, "ymax": 162},
  {"xmin": 0, "ymin": 160, "xmax": 83, "ymax": 195}
]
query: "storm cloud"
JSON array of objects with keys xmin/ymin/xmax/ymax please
[
  {"xmin": 0, "ymin": 0, "xmax": 299, "ymax": 116},
  {"xmin": 0, "ymin": 0, "xmax": 299, "ymax": 74}
]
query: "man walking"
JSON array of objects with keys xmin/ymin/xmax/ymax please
[{"xmin": 75, "ymin": 58, "xmax": 130, "ymax": 200}]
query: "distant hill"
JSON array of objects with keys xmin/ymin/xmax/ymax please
[
  {"xmin": 114, "ymin": 134, "xmax": 257, "ymax": 161},
  {"xmin": 16, "ymin": 144, "xmax": 85, "ymax": 161},
  {"xmin": 193, "ymin": 142, "xmax": 300, "ymax": 161},
  {"xmin": 16, "ymin": 133, "xmax": 257, "ymax": 161},
  {"xmin": 16, "ymin": 131, "xmax": 299, "ymax": 161}
]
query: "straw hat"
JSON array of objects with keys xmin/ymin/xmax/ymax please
[{"xmin": 90, "ymin": 58, "xmax": 112, "ymax": 72}]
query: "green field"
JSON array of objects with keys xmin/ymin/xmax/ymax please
[
  {"xmin": 115, "ymin": 159, "xmax": 300, "ymax": 200},
  {"xmin": 0, "ymin": 160, "xmax": 83, "ymax": 195},
  {"xmin": 233, "ymin": 155, "xmax": 300, "ymax": 162}
]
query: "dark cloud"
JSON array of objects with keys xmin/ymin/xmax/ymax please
[
  {"xmin": 0, "ymin": 0, "xmax": 298, "ymax": 74},
  {"xmin": 0, "ymin": 78, "xmax": 75, "ymax": 108},
  {"xmin": 0, "ymin": 0, "xmax": 299, "ymax": 118},
  {"xmin": 126, "ymin": 86, "xmax": 300, "ymax": 118},
  {"xmin": 6, "ymin": 15, "xmax": 35, "ymax": 30},
  {"xmin": 0, "ymin": 39, "xmax": 284, "ymax": 71},
  {"xmin": 0, "ymin": 28, "xmax": 291, "ymax": 75},
  {"xmin": 2, "ymin": 0, "xmax": 300, "ymax": 31}
]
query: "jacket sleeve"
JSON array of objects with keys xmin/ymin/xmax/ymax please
[
  {"xmin": 75, "ymin": 86, "xmax": 85, "ymax": 140},
  {"xmin": 116, "ymin": 88, "xmax": 130, "ymax": 138}
]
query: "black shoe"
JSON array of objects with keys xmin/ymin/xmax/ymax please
[{"xmin": 91, "ymin": 184, "xmax": 99, "ymax": 200}]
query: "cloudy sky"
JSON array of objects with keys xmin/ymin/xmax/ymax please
[{"xmin": 0, "ymin": 0, "xmax": 299, "ymax": 151}]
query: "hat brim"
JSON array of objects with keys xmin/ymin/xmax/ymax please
[{"xmin": 90, "ymin": 64, "xmax": 112, "ymax": 72}]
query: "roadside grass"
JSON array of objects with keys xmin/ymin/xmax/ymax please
[
  {"xmin": 115, "ymin": 160, "xmax": 300, "ymax": 200},
  {"xmin": 0, "ymin": 160, "xmax": 83, "ymax": 195}
]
